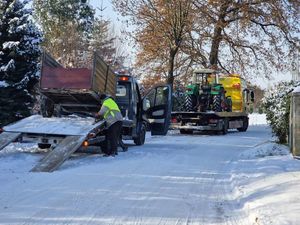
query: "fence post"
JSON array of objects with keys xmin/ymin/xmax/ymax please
[{"xmin": 291, "ymin": 91, "xmax": 300, "ymax": 158}]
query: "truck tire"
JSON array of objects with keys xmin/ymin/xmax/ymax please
[
  {"xmin": 237, "ymin": 117, "xmax": 248, "ymax": 132},
  {"xmin": 222, "ymin": 119, "xmax": 229, "ymax": 135},
  {"xmin": 38, "ymin": 143, "xmax": 51, "ymax": 149},
  {"xmin": 212, "ymin": 95, "xmax": 222, "ymax": 112},
  {"xmin": 134, "ymin": 124, "xmax": 146, "ymax": 146},
  {"xmin": 184, "ymin": 95, "xmax": 195, "ymax": 111},
  {"xmin": 40, "ymin": 96, "xmax": 54, "ymax": 117},
  {"xmin": 180, "ymin": 129, "xmax": 193, "ymax": 134}
]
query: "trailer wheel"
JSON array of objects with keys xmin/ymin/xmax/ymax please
[
  {"xmin": 222, "ymin": 119, "xmax": 229, "ymax": 135},
  {"xmin": 237, "ymin": 117, "xmax": 248, "ymax": 132},
  {"xmin": 134, "ymin": 124, "xmax": 146, "ymax": 146},
  {"xmin": 180, "ymin": 129, "xmax": 193, "ymax": 134},
  {"xmin": 40, "ymin": 96, "xmax": 54, "ymax": 117},
  {"xmin": 212, "ymin": 95, "xmax": 222, "ymax": 112},
  {"xmin": 38, "ymin": 143, "xmax": 51, "ymax": 149}
]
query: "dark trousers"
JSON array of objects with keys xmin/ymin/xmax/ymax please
[{"xmin": 106, "ymin": 121, "xmax": 122, "ymax": 155}]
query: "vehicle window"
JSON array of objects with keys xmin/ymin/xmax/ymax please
[
  {"xmin": 143, "ymin": 89, "xmax": 155, "ymax": 110},
  {"xmin": 116, "ymin": 85, "xmax": 127, "ymax": 97},
  {"xmin": 155, "ymin": 87, "xmax": 168, "ymax": 106}
]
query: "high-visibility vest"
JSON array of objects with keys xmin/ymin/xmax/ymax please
[{"xmin": 102, "ymin": 98, "xmax": 121, "ymax": 119}]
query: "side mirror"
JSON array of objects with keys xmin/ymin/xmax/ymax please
[{"xmin": 250, "ymin": 91, "xmax": 255, "ymax": 102}]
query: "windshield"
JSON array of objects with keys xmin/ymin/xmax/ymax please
[{"xmin": 116, "ymin": 81, "xmax": 130, "ymax": 103}]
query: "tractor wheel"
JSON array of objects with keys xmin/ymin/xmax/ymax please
[
  {"xmin": 184, "ymin": 94, "xmax": 193, "ymax": 111},
  {"xmin": 40, "ymin": 96, "xmax": 54, "ymax": 117},
  {"xmin": 237, "ymin": 117, "xmax": 249, "ymax": 132},
  {"xmin": 184, "ymin": 94, "xmax": 197, "ymax": 111},
  {"xmin": 226, "ymin": 97, "xmax": 232, "ymax": 112},
  {"xmin": 212, "ymin": 95, "xmax": 222, "ymax": 112}
]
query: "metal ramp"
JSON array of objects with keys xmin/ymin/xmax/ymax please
[
  {"xmin": 31, "ymin": 135, "xmax": 87, "ymax": 172},
  {"xmin": 0, "ymin": 132, "xmax": 21, "ymax": 151}
]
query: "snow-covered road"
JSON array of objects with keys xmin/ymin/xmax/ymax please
[{"xmin": 0, "ymin": 116, "xmax": 300, "ymax": 225}]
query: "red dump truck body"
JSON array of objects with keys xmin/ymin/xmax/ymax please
[{"xmin": 40, "ymin": 51, "xmax": 117, "ymax": 114}]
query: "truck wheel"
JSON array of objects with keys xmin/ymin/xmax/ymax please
[
  {"xmin": 222, "ymin": 119, "xmax": 229, "ymax": 135},
  {"xmin": 212, "ymin": 95, "xmax": 222, "ymax": 112},
  {"xmin": 38, "ymin": 143, "xmax": 51, "ymax": 149},
  {"xmin": 40, "ymin": 96, "xmax": 54, "ymax": 117},
  {"xmin": 237, "ymin": 117, "xmax": 248, "ymax": 132},
  {"xmin": 134, "ymin": 124, "xmax": 146, "ymax": 146},
  {"xmin": 180, "ymin": 129, "xmax": 193, "ymax": 134}
]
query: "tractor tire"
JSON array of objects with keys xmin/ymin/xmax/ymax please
[
  {"xmin": 212, "ymin": 95, "xmax": 222, "ymax": 112},
  {"xmin": 184, "ymin": 94, "xmax": 197, "ymax": 111},
  {"xmin": 237, "ymin": 117, "xmax": 249, "ymax": 132},
  {"xmin": 134, "ymin": 124, "xmax": 146, "ymax": 146},
  {"xmin": 226, "ymin": 98, "xmax": 232, "ymax": 112},
  {"xmin": 40, "ymin": 96, "xmax": 54, "ymax": 118}
]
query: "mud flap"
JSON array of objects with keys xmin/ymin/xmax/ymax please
[
  {"xmin": 0, "ymin": 132, "xmax": 21, "ymax": 151},
  {"xmin": 31, "ymin": 135, "xmax": 86, "ymax": 172}
]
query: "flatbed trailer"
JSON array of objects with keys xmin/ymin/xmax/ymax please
[
  {"xmin": 0, "ymin": 115, "xmax": 107, "ymax": 172},
  {"xmin": 170, "ymin": 111, "xmax": 249, "ymax": 134}
]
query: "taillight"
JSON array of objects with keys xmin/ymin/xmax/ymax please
[
  {"xmin": 119, "ymin": 76, "xmax": 129, "ymax": 81},
  {"xmin": 82, "ymin": 141, "xmax": 89, "ymax": 147},
  {"xmin": 171, "ymin": 117, "xmax": 177, "ymax": 123}
]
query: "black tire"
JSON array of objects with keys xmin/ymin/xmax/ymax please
[
  {"xmin": 237, "ymin": 117, "xmax": 248, "ymax": 132},
  {"xmin": 40, "ymin": 96, "xmax": 54, "ymax": 117},
  {"xmin": 212, "ymin": 95, "xmax": 222, "ymax": 112},
  {"xmin": 134, "ymin": 124, "xmax": 146, "ymax": 146},
  {"xmin": 222, "ymin": 119, "xmax": 229, "ymax": 135},
  {"xmin": 180, "ymin": 129, "xmax": 193, "ymax": 134},
  {"xmin": 184, "ymin": 94, "xmax": 197, "ymax": 112},
  {"xmin": 38, "ymin": 143, "xmax": 51, "ymax": 149}
]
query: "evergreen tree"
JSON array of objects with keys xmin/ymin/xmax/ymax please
[{"xmin": 0, "ymin": 0, "xmax": 42, "ymax": 126}]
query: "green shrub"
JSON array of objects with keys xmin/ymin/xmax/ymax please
[{"xmin": 262, "ymin": 81, "xmax": 300, "ymax": 143}]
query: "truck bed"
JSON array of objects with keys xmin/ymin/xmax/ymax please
[{"xmin": 39, "ymin": 51, "xmax": 116, "ymax": 114}]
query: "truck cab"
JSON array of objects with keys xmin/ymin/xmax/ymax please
[{"xmin": 115, "ymin": 74, "xmax": 171, "ymax": 145}]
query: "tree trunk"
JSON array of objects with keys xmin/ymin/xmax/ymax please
[
  {"xmin": 167, "ymin": 48, "xmax": 178, "ymax": 91},
  {"xmin": 209, "ymin": 3, "xmax": 229, "ymax": 68}
]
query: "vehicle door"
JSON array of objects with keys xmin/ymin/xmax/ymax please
[{"xmin": 142, "ymin": 85, "xmax": 172, "ymax": 135}]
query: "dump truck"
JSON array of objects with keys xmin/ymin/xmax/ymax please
[
  {"xmin": 0, "ymin": 52, "xmax": 172, "ymax": 172},
  {"xmin": 171, "ymin": 69, "xmax": 254, "ymax": 134}
]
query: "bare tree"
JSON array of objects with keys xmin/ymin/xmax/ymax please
[{"xmin": 113, "ymin": 0, "xmax": 195, "ymax": 89}]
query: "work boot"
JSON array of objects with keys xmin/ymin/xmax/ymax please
[{"xmin": 122, "ymin": 146, "xmax": 128, "ymax": 152}]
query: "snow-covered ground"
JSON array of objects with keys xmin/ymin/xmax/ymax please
[{"xmin": 0, "ymin": 114, "xmax": 299, "ymax": 225}]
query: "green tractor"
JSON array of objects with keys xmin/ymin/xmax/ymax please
[{"xmin": 184, "ymin": 69, "xmax": 232, "ymax": 112}]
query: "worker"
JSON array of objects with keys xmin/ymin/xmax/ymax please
[{"xmin": 95, "ymin": 94, "xmax": 127, "ymax": 156}]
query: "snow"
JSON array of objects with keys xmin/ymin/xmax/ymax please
[
  {"xmin": 293, "ymin": 85, "xmax": 300, "ymax": 93},
  {"xmin": 2, "ymin": 41, "xmax": 20, "ymax": 49},
  {"xmin": 0, "ymin": 114, "xmax": 300, "ymax": 224},
  {"xmin": 0, "ymin": 80, "xmax": 9, "ymax": 87}
]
